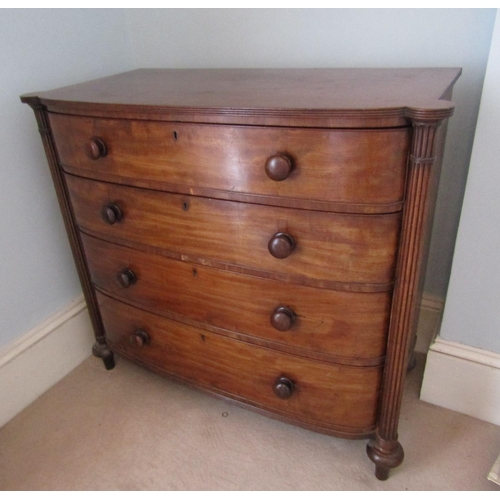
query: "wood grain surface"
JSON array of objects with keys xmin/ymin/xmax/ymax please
[
  {"xmin": 81, "ymin": 233, "xmax": 391, "ymax": 362},
  {"xmin": 66, "ymin": 174, "xmax": 401, "ymax": 285},
  {"xmin": 50, "ymin": 114, "xmax": 410, "ymax": 207},
  {"xmin": 97, "ymin": 291, "xmax": 383, "ymax": 434},
  {"xmin": 25, "ymin": 68, "xmax": 459, "ymax": 127}
]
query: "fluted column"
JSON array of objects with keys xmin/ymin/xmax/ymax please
[
  {"xmin": 22, "ymin": 96, "xmax": 115, "ymax": 370},
  {"xmin": 367, "ymin": 118, "xmax": 447, "ymax": 479}
]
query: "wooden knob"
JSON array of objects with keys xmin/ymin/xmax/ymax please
[
  {"xmin": 270, "ymin": 306, "xmax": 296, "ymax": 331},
  {"xmin": 265, "ymin": 154, "xmax": 293, "ymax": 181},
  {"xmin": 273, "ymin": 377, "xmax": 294, "ymax": 399},
  {"xmin": 86, "ymin": 137, "xmax": 107, "ymax": 160},
  {"xmin": 268, "ymin": 232, "xmax": 295, "ymax": 259},
  {"xmin": 116, "ymin": 268, "xmax": 137, "ymax": 288},
  {"xmin": 129, "ymin": 329, "xmax": 149, "ymax": 348},
  {"xmin": 101, "ymin": 203, "xmax": 123, "ymax": 225}
]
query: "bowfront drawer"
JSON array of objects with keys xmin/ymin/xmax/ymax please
[
  {"xmin": 97, "ymin": 292, "xmax": 382, "ymax": 434},
  {"xmin": 82, "ymin": 233, "xmax": 391, "ymax": 361},
  {"xmin": 51, "ymin": 113, "xmax": 410, "ymax": 208},
  {"xmin": 66, "ymin": 174, "xmax": 401, "ymax": 285}
]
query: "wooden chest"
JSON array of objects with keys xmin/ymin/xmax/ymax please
[{"xmin": 22, "ymin": 68, "xmax": 460, "ymax": 479}]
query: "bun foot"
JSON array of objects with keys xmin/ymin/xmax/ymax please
[
  {"xmin": 366, "ymin": 436, "xmax": 404, "ymax": 480},
  {"xmin": 92, "ymin": 341, "xmax": 115, "ymax": 370}
]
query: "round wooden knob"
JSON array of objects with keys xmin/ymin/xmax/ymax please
[
  {"xmin": 101, "ymin": 203, "xmax": 123, "ymax": 225},
  {"xmin": 273, "ymin": 377, "xmax": 294, "ymax": 399},
  {"xmin": 116, "ymin": 268, "xmax": 137, "ymax": 288},
  {"xmin": 85, "ymin": 137, "xmax": 107, "ymax": 160},
  {"xmin": 265, "ymin": 154, "xmax": 293, "ymax": 181},
  {"xmin": 270, "ymin": 306, "xmax": 296, "ymax": 331},
  {"xmin": 129, "ymin": 329, "xmax": 149, "ymax": 348},
  {"xmin": 268, "ymin": 232, "xmax": 295, "ymax": 259}
]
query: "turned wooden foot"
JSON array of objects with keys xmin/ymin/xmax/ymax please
[
  {"xmin": 375, "ymin": 464, "xmax": 390, "ymax": 481},
  {"xmin": 92, "ymin": 341, "xmax": 115, "ymax": 370},
  {"xmin": 366, "ymin": 435, "xmax": 404, "ymax": 480}
]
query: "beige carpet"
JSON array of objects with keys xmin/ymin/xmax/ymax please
[{"xmin": 1, "ymin": 352, "xmax": 499, "ymax": 491}]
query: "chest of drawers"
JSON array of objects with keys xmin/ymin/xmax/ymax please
[{"xmin": 22, "ymin": 68, "xmax": 460, "ymax": 479}]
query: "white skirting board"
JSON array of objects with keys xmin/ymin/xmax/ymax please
[
  {"xmin": 415, "ymin": 294, "xmax": 444, "ymax": 354},
  {"xmin": 421, "ymin": 335, "xmax": 500, "ymax": 427},
  {"xmin": 489, "ymin": 453, "xmax": 500, "ymax": 485},
  {"xmin": 0, "ymin": 296, "xmax": 94, "ymax": 428}
]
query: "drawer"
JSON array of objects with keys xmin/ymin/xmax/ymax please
[
  {"xmin": 97, "ymin": 292, "xmax": 382, "ymax": 434},
  {"xmin": 82, "ymin": 233, "xmax": 391, "ymax": 361},
  {"xmin": 67, "ymin": 174, "xmax": 401, "ymax": 285},
  {"xmin": 51, "ymin": 113, "xmax": 410, "ymax": 208}
]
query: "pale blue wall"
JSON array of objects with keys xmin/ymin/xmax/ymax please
[
  {"xmin": 440, "ymin": 11, "xmax": 500, "ymax": 353},
  {"xmin": 0, "ymin": 9, "xmax": 133, "ymax": 349}
]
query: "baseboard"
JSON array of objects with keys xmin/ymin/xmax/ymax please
[
  {"xmin": 0, "ymin": 296, "xmax": 94, "ymax": 428},
  {"xmin": 420, "ymin": 335, "xmax": 500, "ymax": 426},
  {"xmin": 489, "ymin": 453, "xmax": 500, "ymax": 485},
  {"xmin": 415, "ymin": 293, "xmax": 445, "ymax": 353},
  {"xmin": 420, "ymin": 293, "xmax": 445, "ymax": 313}
]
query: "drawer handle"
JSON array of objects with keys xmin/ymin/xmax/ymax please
[
  {"xmin": 273, "ymin": 377, "xmax": 294, "ymax": 400},
  {"xmin": 129, "ymin": 329, "xmax": 150, "ymax": 348},
  {"xmin": 270, "ymin": 306, "xmax": 296, "ymax": 331},
  {"xmin": 268, "ymin": 232, "xmax": 295, "ymax": 259},
  {"xmin": 265, "ymin": 154, "xmax": 293, "ymax": 181},
  {"xmin": 101, "ymin": 203, "xmax": 123, "ymax": 225},
  {"xmin": 86, "ymin": 137, "xmax": 107, "ymax": 160},
  {"xmin": 116, "ymin": 268, "xmax": 137, "ymax": 288}
]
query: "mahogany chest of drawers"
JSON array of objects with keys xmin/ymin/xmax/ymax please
[{"xmin": 22, "ymin": 68, "xmax": 460, "ymax": 479}]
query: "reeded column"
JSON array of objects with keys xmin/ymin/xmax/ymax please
[
  {"xmin": 367, "ymin": 117, "xmax": 448, "ymax": 479},
  {"xmin": 22, "ymin": 96, "xmax": 115, "ymax": 370}
]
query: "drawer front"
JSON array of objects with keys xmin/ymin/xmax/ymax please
[
  {"xmin": 97, "ymin": 292, "xmax": 382, "ymax": 433},
  {"xmin": 51, "ymin": 113, "xmax": 410, "ymax": 206},
  {"xmin": 67, "ymin": 174, "xmax": 401, "ymax": 285},
  {"xmin": 82, "ymin": 233, "xmax": 390, "ymax": 361}
]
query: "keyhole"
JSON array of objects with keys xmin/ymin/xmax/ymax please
[
  {"xmin": 173, "ymin": 131, "xmax": 178, "ymax": 141},
  {"xmin": 182, "ymin": 201, "xmax": 189, "ymax": 211}
]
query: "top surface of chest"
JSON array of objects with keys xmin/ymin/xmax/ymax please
[{"xmin": 23, "ymin": 68, "xmax": 461, "ymax": 128}]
